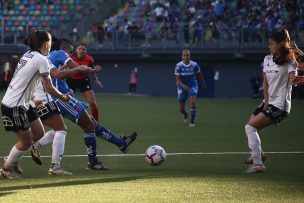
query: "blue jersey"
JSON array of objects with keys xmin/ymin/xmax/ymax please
[
  {"xmin": 48, "ymin": 50, "xmax": 71, "ymax": 94},
  {"xmin": 175, "ymin": 60, "xmax": 200, "ymax": 87}
]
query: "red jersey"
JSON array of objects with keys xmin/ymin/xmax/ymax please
[{"xmin": 71, "ymin": 54, "xmax": 94, "ymax": 79}]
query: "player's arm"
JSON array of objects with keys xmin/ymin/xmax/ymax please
[
  {"xmin": 92, "ymin": 64, "xmax": 103, "ymax": 88},
  {"xmin": 40, "ymin": 73, "xmax": 71, "ymax": 102},
  {"xmin": 197, "ymin": 72, "xmax": 206, "ymax": 89},
  {"xmin": 263, "ymin": 73, "xmax": 269, "ymax": 109},
  {"xmin": 176, "ymin": 74, "xmax": 190, "ymax": 91}
]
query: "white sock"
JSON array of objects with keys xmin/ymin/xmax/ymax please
[
  {"xmin": 38, "ymin": 130, "xmax": 55, "ymax": 146},
  {"xmin": 245, "ymin": 124, "xmax": 262, "ymax": 165},
  {"xmin": 52, "ymin": 131, "xmax": 67, "ymax": 165},
  {"xmin": 4, "ymin": 145, "xmax": 26, "ymax": 169}
]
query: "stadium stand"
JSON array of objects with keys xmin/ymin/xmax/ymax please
[{"xmin": 88, "ymin": 0, "xmax": 304, "ymax": 49}]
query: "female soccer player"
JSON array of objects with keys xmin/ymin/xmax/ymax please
[
  {"xmin": 31, "ymin": 39, "xmax": 137, "ymax": 171},
  {"xmin": 0, "ymin": 30, "xmax": 71, "ymax": 179},
  {"xmin": 67, "ymin": 43, "xmax": 102, "ymax": 122},
  {"xmin": 243, "ymin": 29, "xmax": 302, "ymax": 173},
  {"xmin": 175, "ymin": 49, "xmax": 206, "ymax": 127}
]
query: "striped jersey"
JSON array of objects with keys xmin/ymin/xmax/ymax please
[
  {"xmin": 174, "ymin": 60, "xmax": 201, "ymax": 87},
  {"xmin": 2, "ymin": 51, "xmax": 50, "ymax": 109}
]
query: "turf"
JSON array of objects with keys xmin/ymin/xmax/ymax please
[{"xmin": 0, "ymin": 94, "xmax": 303, "ymax": 202}]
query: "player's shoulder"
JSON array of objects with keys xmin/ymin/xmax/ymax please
[
  {"xmin": 264, "ymin": 54, "xmax": 272, "ymax": 62},
  {"xmin": 85, "ymin": 55, "xmax": 94, "ymax": 62},
  {"xmin": 30, "ymin": 51, "xmax": 48, "ymax": 63},
  {"xmin": 176, "ymin": 61, "xmax": 183, "ymax": 67},
  {"xmin": 190, "ymin": 60, "xmax": 198, "ymax": 66}
]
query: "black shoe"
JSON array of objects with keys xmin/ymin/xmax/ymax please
[
  {"xmin": 30, "ymin": 143, "xmax": 42, "ymax": 165},
  {"xmin": 86, "ymin": 161, "xmax": 110, "ymax": 171},
  {"xmin": 244, "ymin": 154, "xmax": 266, "ymax": 164},
  {"xmin": 120, "ymin": 132, "xmax": 137, "ymax": 153}
]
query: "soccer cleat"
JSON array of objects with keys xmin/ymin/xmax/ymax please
[
  {"xmin": 86, "ymin": 161, "xmax": 110, "ymax": 171},
  {"xmin": 48, "ymin": 165, "xmax": 73, "ymax": 176},
  {"xmin": 244, "ymin": 164, "xmax": 266, "ymax": 174},
  {"xmin": 30, "ymin": 143, "xmax": 42, "ymax": 165},
  {"xmin": 244, "ymin": 154, "xmax": 267, "ymax": 164},
  {"xmin": 120, "ymin": 132, "xmax": 137, "ymax": 153},
  {"xmin": 4, "ymin": 156, "xmax": 23, "ymax": 174},
  {"xmin": 189, "ymin": 123, "xmax": 195, "ymax": 127},
  {"xmin": 0, "ymin": 167, "xmax": 20, "ymax": 179},
  {"xmin": 183, "ymin": 113, "xmax": 188, "ymax": 123}
]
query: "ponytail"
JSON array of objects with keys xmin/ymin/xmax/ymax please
[{"xmin": 26, "ymin": 30, "xmax": 51, "ymax": 52}]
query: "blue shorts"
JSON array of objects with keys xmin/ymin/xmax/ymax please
[
  {"xmin": 55, "ymin": 97, "xmax": 88, "ymax": 123},
  {"xmin": 177, "ymin": 85, "xmax": 198, "ymax": 103}
]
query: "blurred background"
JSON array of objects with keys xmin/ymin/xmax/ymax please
[{"xmin": 0, "ymin": 0, "xmax": 304, "ymax": 98}]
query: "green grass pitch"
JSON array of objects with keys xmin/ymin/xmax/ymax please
[{"xmin": 0, "ymin": 94, "xmax": 303, "ymax": 202}]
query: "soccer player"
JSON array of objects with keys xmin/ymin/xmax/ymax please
[
  {"xmin": 175, "ymin": 49, "xmax": 206, "ymax": 127},
  {"xmin": 0, "ymin": 30, "xmax": 71, "ymax": 179},
  {"xmin": 32, "ymin": 38, "xmax": 137, "ymax": 171},
  {"xmin": 243, "ymin": 29, "xmax": 302, "ymax": 173},
  {"xmin": 67, "ymin": 43, "xmax": 102, "ymax": 122},
  {"xmin": 29, "ymin": 39, "xmax": 100, "ymax": 175}
]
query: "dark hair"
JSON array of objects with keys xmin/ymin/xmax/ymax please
[
  {"xmin": 51, "ymin": 38, "xmax": 72, "ymax": 51},
  {"xmin": 270, "ymin": 29, "xmax": 304, "ymax": 67},
  {"xmin": 75, "ymin": 43, "xmax": 87, "ymax": 48},
  {"xmin": 270, "ymin": 29, "xmax": 292, "ymax": 65},
  {"xmin": 26, "ymin": 30, "xmax": 51, "ymax": 52}
]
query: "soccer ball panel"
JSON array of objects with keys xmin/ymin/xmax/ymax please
[{"xmin": 145, "ymin": 145, "xmax": 166, "ymax": 166}]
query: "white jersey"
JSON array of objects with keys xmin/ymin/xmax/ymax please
[
  {"xmin": 2, "ymin": 51, "xmax": 50, "ymax": 109},
  {"xmin": 263, "ymin": 54, "xmax": 297, "ymax": 113},
  {"xmin": 33, "ymin": 58, "xmax": 56, "ymax": 105}
]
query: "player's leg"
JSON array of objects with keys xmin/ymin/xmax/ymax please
[
  {"xmin": 188, "ymin": 86, "xmax": 199, "ymax": 127},
  {"xmin": 80, "ymin": 77, "xmax": 100, "ymax": 122},
  {"xmin": 91, "ymin": 116, "xmax": 137, "ymax": 153},
  {"xmin": 177, "ymin": 87, "xmax": 188, "ymax": 123},
  {"xmin": 77, "ymin": 112, "xmax": 109, "ymax": 170},
  {"xmin": 56, "ymin": 98, "xmax": 108, "ymax": 170},
  {"xmin": 244, "ymin": 112, "xmax": 272, "ymax": 173},
  {"xmin": 82, "ymin": 90, "xmax": 99, "ymax": 122}
]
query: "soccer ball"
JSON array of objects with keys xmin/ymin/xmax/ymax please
[{"xmin": 145, "ymin": 145, "xmax": 166, "ymax": 166}]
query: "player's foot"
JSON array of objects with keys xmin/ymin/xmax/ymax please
[
  {"xmin": 30, "ymin": 142, "xmax": 42, "ymax": 165},
  {"xmin": 244, "ymin": 164, "xmax": 266, "ymax": 174},
  {"xmin": 0, "ymin": 167, "xmax": 20, "ymax": 179},
  {"xmin": 244, "ymin": 154, "xmax": 266, "ymax": 164},
  {"xmin": 184, "ymin": 113, "xmax": 188, "ymax": 123},
  {"xmin": 48, "ymin": 164, "xmax": 73, "ymax": 175},
  {"xmin": 86, "ymin": 161, "xmax": 110, "ymax": 171},
  {"xmin": 4, "ymin": 156, "xmax": 23, "ymax": 174},
  {"xmin": 189, "ymin": 123, "xmax": 195, "ymax": 127},
  {"xmin": 120, "ymin": 132, "xmax": 137, "ymax": 153}
]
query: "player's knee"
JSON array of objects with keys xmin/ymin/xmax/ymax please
[{"xmin": 245, "ymin": 124, "xmax": 257, "ymax": 134}]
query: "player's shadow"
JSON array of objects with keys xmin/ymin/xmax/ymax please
[{"xmin": 0, "ymin": 175, "xmax": 144, "ymax": 197}]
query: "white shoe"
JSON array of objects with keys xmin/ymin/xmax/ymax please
[
  {"xmin": 4, "ymin": 156, "xmax": 23, "ymax": 174},
  {"xmin": 189, "ymin": 123, "xmax": 195, "ymax": 127},
  {"xmin": 48, "ymin": 166, "xmax": 73, "ymax": 175},
  {"xmin": 244, "ymin": 164, "xmax": 266, "ymax": 174},
  {"xmin": 0, "ymin": 167, "xmax": 20, "ymax": 179}
]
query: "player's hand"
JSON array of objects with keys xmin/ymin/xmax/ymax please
[
  {"xmin": 263, "ymin": 102, "xmax": 269, "ymax": 110},
  {"xmin": 33, "ymin": 99, "xmax": 45, "ymax": 109},
  {"xmin": 182, "ymin": 84, "xmax": 190, "ymax": 91},
  {"xmin": 93, "ymin": 65, "xmax": 103, "ymax": 73},
  {"xmin": 61, "ymin": 91, "xmax": 72, "ymax": 102},
  {"xmin": 292, "ymin": 76, "xmax": 304, "ymax": 85},
  {"xmin": 94, "ymin": 79, "xmax": 103, "ymax": 88}
]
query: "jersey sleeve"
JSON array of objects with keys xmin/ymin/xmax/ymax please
[
  {"xmin": 262, "ymin": 55, "xmax": 269, "ymax": 73},
  {"xmin": 195, "ymin": 62, "xmax": 201, "ymax": 73},
  {"xmin": 174, "ymin": 63, "xmax": 181, "ymax": 75},
  {"xmin": 58, "ymin": 50, "xmax": 71, "ymax": 65},
  {"xmin": 37, "ymin": 57, "xmax": 50, "ymax": 77},
  {"xmin": 88, "ymin": 55, "xmax": 94, "ymax": 66},
  {"xmin": 288, "ymin": 60, "xmax": 297, "ymax": 73}
]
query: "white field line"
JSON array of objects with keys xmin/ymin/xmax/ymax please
[{"xmin": 0, "ymin": 151, "xmax": 304, "ymax": 159}]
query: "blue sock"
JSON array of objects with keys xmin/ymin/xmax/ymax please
[
  {"xmin": 95, "ymin": 124, "xmax": 124, "ymax": 147},
  {"xmin": 190, "ymin": 107, "xmax": 196, "ymax": 124},
  {"xmin": 84, "ymin": 133, "xmax": 97, "ymax": 164}
]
